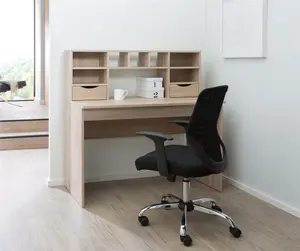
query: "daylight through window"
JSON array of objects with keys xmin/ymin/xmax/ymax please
[{"xmin": 0, "ymin": 0, "xmax": 35, "ymax": 101}]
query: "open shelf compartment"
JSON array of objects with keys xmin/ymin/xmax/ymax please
[
  {"xmin": 68, "ymin": 50, "xmax": 201, "ymax": 101},
  {"xmin": 73, "ymin": 69, "xmax": 108, "ymax": 84},
  {"xmin": 128, "ymin": 52, "xmax": 150, "ymax": 67},
  {"xmin": 170, "ymin": 52, "xmax": 200, "ymax": 67},
  {"xmin": 169, "ymin": 68, "xmax": 199, "ymax": 97},
  {"xmin": 138, "ymin": 52, "xmax": 149, "ymax": 67},
  {"xmin": 149, "ymin": 52, "xmax": 169, "ymax": 67},
  {"xmin": 73, "ymin": 52, "xmax": 108, "ymax": 68},
  {"xmin": 118, "ymin": 52, "xmax": 129, "ymax": 67},
  {"xmin": 170, "ymin": 68, "xmax": 199, "ymax": 83}
]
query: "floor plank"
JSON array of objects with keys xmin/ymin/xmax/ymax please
[
  {"xmin": 0, "ymin": 149, "xmax": 299, "ymax": 251},
  {"xmin": 0, "ymin": 101, "xmax": 48, "ymax": 121}
]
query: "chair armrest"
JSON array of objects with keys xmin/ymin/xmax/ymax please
[
  {"xmin": 136, "ymin": 131, "xmax": 172, "ymax": 177},
  {"xmin": 169, "ymin": 119, "xmax": 189, "ymax": 125},
  {"xmin": 168, "ymin": 119, "xmax": 189, "ymax": 133},
  {"xmin": 136, "ymin": 131, "xmax": 173, "ymax": 142}
]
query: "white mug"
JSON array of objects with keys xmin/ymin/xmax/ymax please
[{"xmin": 114, "ymin": 89, "xmax": 128, "ymax": 100}]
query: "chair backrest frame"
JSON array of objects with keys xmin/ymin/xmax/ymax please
[{"xmin": 186, "ymin": 85, "xmax": 229, "ymax": 173}]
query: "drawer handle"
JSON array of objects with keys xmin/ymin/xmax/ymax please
[
  {"xmin": 82, "ymin": 86, "xmax": 98, "ymax": 89},
  {"xmin": 177, "ymin": 84, "xmax": 192, "ymax": 87}
]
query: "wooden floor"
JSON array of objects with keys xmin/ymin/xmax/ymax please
[
  {"xmin": 0, "ymin": 101, "xmax": 48, "ymax": 121},
  {"xmin": 0, "ymin": 150, "xmax": 300, "ymax": 250}
]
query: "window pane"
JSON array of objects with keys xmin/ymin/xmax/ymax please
[{"xmin": 0, "ymin": 0, "xmax": 34, "ymax": 101}]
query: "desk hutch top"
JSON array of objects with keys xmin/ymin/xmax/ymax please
[{"xmin": 65, "ymin": 50, "xmax": 201, "ymax": 103}]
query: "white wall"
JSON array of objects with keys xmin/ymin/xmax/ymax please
[
  {"xmin": 49, "ymin": 0, "xmax": 300, "ymax": 215},
  {"xmin": 48, "ymin": 0, "xmax": 206, "ymax": 183},
  {"xmin": 205, "ymin": 0, "xmax": 300, "ymax": 212}
]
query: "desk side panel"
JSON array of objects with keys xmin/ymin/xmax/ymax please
[
  {"xmin": 69, "ymin": 106, "xmax": 85, "ymax": 207},
  {"xmin": 65, "ymin": 50, "xmax": 73, "ymax": 191}
]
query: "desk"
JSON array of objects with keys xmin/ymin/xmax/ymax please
[{"xmin": 65, "ymin": 98, "xmax": 223, "ymax": 207}]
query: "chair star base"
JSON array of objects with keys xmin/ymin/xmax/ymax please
[{"xmin": 137, "ymin": 178, "xmax": 242, "ymax": 247}]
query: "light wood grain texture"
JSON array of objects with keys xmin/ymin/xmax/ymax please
[
  {"xmin": 0, "ymin": 136, "xmax": 48, "ymax": 150},
  {"xmin": 68, "ymin": 105, "xmax": 84, "ymax": 206},
  {"xmin": 0, "ymin": 120, "xmax": 48, "ymax": 133},
  {"xmin": 66, "ymin": 50, "xmax": 201, "ymax": 100},
  {"xmin": 73, "ymin": 52, "xmax": 107, "ymax": 68},
  {"xmin": 119, "ymin": 52, "xmax": 129, "ymax": 67},
  {"xmin": 84, "ymin": 118, "xmax": 187, "ymax": 139},
  {"xmin": 66, "ymin": 98, "xmax": 224, "ymax": 207},
  {"xmin": 72, "ymin": 85, "xmax": 107, "ymax": 101},
  {"xmin": 0, "ymin": 132, "xmax": 48, "ymax": 138},
  {"xmin": 0, "ymin": 102, "xmax": 49, "ymax": 150},
  {"xmin": 64, "ymin": 50, "xmax": 73, "ymax": 191},
  {"xmin": 169, "ymin": 84, "xmax": 199, "ymax": 98},
  {"xmin": 76, "ymin": 97, "xmax": 197, "ymax": 109},
  {"xmin": 170, "ymin": 52, "xmax": 200, "ymax": 67},
  {"xmin": 67, "ymin": 99, "xmax": 196, "ymax": 207},
  {"xmin": 1, "ymin": 149, "xmax": 300, "ymax": 250},
  {"xmin": 73, "ymin": 69, "xmax": 108, "ymax": 83},
  {"xmin": 64, "ymin": 51, "xmax": 224, "ymax": 207},
  {"xmin": 83, "ymin": 106, "xmax": 194, "ymax": 121}
]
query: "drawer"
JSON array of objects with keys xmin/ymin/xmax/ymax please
[
  {"xmin": 72, "ymin": 85, "xmax": 107, "ymax": 101},
  {"xmin": 169, "ymin": 84, "xmax": 198, "ymax": 98}
]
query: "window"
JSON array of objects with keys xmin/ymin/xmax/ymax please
[{"xmin": 0, "ymin": 0, "xmax": 35, "ymax": 101}]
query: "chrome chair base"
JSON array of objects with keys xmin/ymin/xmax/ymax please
[{"xmin": 138, "ymin": 178, "xmax": 242, "ymax": 247}]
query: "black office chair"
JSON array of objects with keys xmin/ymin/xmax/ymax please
[
  {"xmin": 135, "ymin": 85, "xmax": 241, "ymax": 246},
  {"xmin": 0, "ymin": 81, "xmax": 27, "ymax": 93}
]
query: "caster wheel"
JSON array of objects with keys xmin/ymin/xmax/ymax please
[
  {"xmin": 138, "ymin": 216, "xmax": 149, "ymax": 226},
  {"xmin": 229, "ymin": 227, "xmax": 242, "ymax": 238},
  {"xmin": 180, "ymin": 235, "xmax": 192, "ymax": 246},
  {"xmin": 211, "ymin": 204, "xmax": 222, "ymax": 212}
]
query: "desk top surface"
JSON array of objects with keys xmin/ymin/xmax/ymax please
[{"xmin": 72, "ymin": 97, "xmax": 197, "ymax": 109}]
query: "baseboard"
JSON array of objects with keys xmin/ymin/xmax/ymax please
[
  {"xmin": 47, "ymin": 172, "xmax": 158, "ymax": 187},
  {"xmin": 47, "ymin": 178, "xmax": 64, "ymax": 187},
  {"xmin": 224, "ymin": 175, "xmax": 300, "ymax": 219},
  {"xmin": 39, "ymin": 100, "xmax": 46, "ymax": 105}
]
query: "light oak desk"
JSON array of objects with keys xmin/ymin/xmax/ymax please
[{"xmin": 65, "ymin": 98, "xmax": 223, "ymax": 208}]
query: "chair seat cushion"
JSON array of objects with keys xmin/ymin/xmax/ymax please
[{"xmin": 135, "ymin": 145, "xmax": 215, "ymax": 178}]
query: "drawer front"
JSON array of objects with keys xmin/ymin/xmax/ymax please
[
  {"xmin": 72, "ymin": 85, "xmax": 107, "ymax": 101},
  {"xmin": 169, "ymin": 84, "xmax": 198, "ymax": 98}
]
